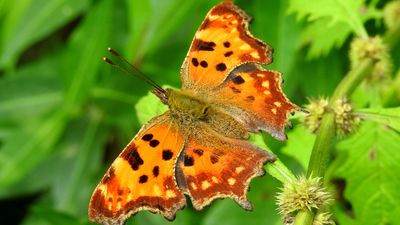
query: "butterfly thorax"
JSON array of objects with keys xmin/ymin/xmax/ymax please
[
  {"xmin": 166, "ymin": 88, "xmax": 248, "ymax": 139},
  {"xmin": 167, "ymin": 88, "xmax": 210, "ymax": 120}
]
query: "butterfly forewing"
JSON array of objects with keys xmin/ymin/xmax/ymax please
[
  {"xmin": 180, "ymin": 0, "xmax": 273, "ymax": 90},
  {"xmin": 89, "ymin": 113, "xmax": 186, "ymax": 224}
]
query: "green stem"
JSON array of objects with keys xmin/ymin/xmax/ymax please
[
  {"xmin": 383, "ymin": 21, "xmax": 400, "ymax": 48},
  {"xmin": 294, "ymin": 210, "xmax": 315, "ymax": 225},
  {"xmin": 293, "ymin": 55, "xmax": 375, "ymax": 225},
  {"xmin": 306, "ymin": 113, "xmax": 336, "ymax": 177},
  {"xmin": 330, "ymin": 59, "xmax": 374, "ymax": 102},
  {"xmin": 383, "ymin": 69, "xmax": 400, "ymax": 106}
]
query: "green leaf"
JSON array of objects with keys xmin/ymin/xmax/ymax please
[
  {"xmin": 63, "ymin": 0, "xmax": 113, "ymax": 106},
  {"xmin": 249, "ymin": 134, "xmax": 296, "ymax": 184},
  {"xmin": 0, "ymin": 0, "xmax": 89, "ymax": 69},
  {"xmin": 21, "ymin": 205, "xmax": 92, "ymax": 225},
  {"xmin": 126, "ymin": 0, "xmax": 200, "ymax": 62},
  {"xmin": 55, "ymin": 117, "xmax": 105, "ymax": 215},
  {"xmin": 0, "ymin": 0, "xmax": 113, "ymax": 189},
  {"xmin": 0, "ymin": 61, "xmax": 63, "ymax": 123},
  {"xmin": 203, "ymin": 175, "xmax": 283, "ymax": 225},
  {"xmin": 356, "ymin": 107, "xmax": 400, "ymax": 133},
  {"xmin": 329, "ymin": 122, "xmax": 400, "ymax": 225},
  {"xmin": 300, "ymin": 19, "xmax": 351, "ymax": 59},
  {"xmin": 127, "ymin": 209, "xmax": 197, "ymax": 225},
  {"xmin": 0, "ymin": 111, "xmax": 69, "ymax": 188},
  {"xmin": 294, "ymin": 51, "xmax": 343, "ymax": 97},
  {"xmin": 288, "ymin": 0, "xmax": 381, "ymax": 58},
  {"xmin": 288, "ymin": 0, "xmax": 367, "ymax": 37},
  {"xmin": 281, "ymin": 125, "xmax": 315, "ymax": 171},
  {"xmin": 134, "ymin": 89, "xmax": 168, "ymax": 125}
]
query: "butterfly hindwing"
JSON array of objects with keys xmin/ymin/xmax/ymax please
[
  {"xmin": 176, "ymin": 124, "xmax": 275, "ymax": 210},
  {"xmin": 180, "ymin": 0, "xmax": 273, "ymax": 90},
  {"xmin": 89, "ymin": 113, "xmax": 186, "ymax": 224},
  {"xmin": 208, "ymin": 65, "xmax": 298, "ymax": 140}
]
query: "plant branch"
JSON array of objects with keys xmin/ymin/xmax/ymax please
[
  {"xmin": 383, "ymin": 69, "xmax": 400, "ymax": 106},
  {"xmin": 293, "ymin": 56, "xmax": 375, "ymax": 225},
  {"xmin": 383, "ymin": 21, "xmax": 400, "ymax": 48},
  {"xmin": 294, "ymin": 209, "xmax": 315, "ymax": 225},
  {"xmin": 330, "ymin": 58, "xmax": 374, "ymax": 102}
]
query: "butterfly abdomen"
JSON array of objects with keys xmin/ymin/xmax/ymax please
[{"xmin": 167, "ymin": 89, "xmax": 248, "ymax": 139}]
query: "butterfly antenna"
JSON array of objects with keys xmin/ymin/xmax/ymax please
[{"xmin": 103, "ymin": 48, "xmax": 168, "ymax": 103}]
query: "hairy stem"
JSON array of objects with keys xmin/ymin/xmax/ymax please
[
  {"xmin": 384, "ymin": 22, "xmax": 400, "ymax": 48},
  {"xmin": 293, "ymin": 54, "xmax": 375, "ymax": 225},
  {"xmin": 383, "ymin": 69, "xmax": 400, "ymax": 106},
  {"xmin": 306, "ymin": 113, "xmax": 335, "ymax": 177},
  {"xmin": 294, "ymin": 210, "xmax": 315, "ymax": 225}
]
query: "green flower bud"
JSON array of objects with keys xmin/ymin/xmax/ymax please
[
  {"xmin": 333, "ymin": 98, "xmax": 360, "ymax": 137},
  {"xmin": 276, "ymin": 176, "xmax": 333, "ymax": 224},
  {"xmin": 304, "ymin": 98, "xmax": 329, "ymax": 133},
  {"xmin": 350, "ymin": 36, "xmax": 392, "ymax": 83},
  {"xmin": 384, "ymin": 0, "xmax": 400, "ymax": 29},
  {"xmin": 313, "ymin": 212, "xmax": 335, "ymax": 225}
]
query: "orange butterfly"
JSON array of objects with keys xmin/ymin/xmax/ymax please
[{"xmin": 89, "ymin": 1, "xmax": 298, "ymax": 224}]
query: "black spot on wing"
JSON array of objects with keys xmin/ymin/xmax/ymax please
[
  {"xmin": 224, "ymin": 51, "xmax": 233, "ymax": 57},
  {"xmin": 184, "ymin": 155, "xmax": 194, "ymax": 167},
  {"xmin": 150, "ymin": 140, "xmax": 160, "ymax": 147},
  {"xmin": 246, "ymin": 96, "xmax": 255, "ymax": 101},
  {"xmin": 162, "ymin": 150, "xmax": 173, "ymax": 160},
  {"xmin": 216, "ymin": 63, "xmax": 227, "ymax": 71},
  {"xmin": 232, "ymin": 75, "xmax": 245, "ymax": 84},
  {"xmin": 121, "ymin": 144, "xmax": 144, "ymax": 171},
  {"xmin": 192, "ymin": 58, "xmax": 199, "ymax": 67},
  {"xmin": 210, "ymin": 155, "xmax": 219, "ymax": 164},
  {"xmin": 194, "ymin": 39, "xmax": 216, "ymax": 51},
  {"xmin": 230, "ymin": 86, "xmax": 241, "ymax": 93},
  {"xmin": 139, "ymin": 175, "xmax": 148, "ymax": 183},
  {"xmin": 200, "ymin": 60, "xmax": 208, "ymax": 68},
  {"xmin": 142, "ymin": 134, "xmax": 153, "ymax": 141},
  {"xmin": 193, "ymin": 149, "xmax": 203, "ymax": 156},
  {"xmin": 224, "ymin": 41, "xmax": 231, "ymax": 48},
  {"xmin": 153, "ymin": 166, "xmax": 159, "ymax": 177}
]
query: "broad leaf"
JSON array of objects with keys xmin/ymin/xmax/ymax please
[
  {"xmin": 0, "ymin": 0, "xmax": 89, "ymax": 69},
  {"xmin": 288, "ymin": 0, "xmax": 380, "ymax": 58},
  {"xmin": 281, "ymin": 125, "xmax": 315, "ymax": 171},
  {"xmin": 300, "ymin": 19, "xmax": 351, "ymax": 59},
  {"xmin": 203, "ymin": 173, "xmax": 283, "ymax": 225},
  {"xmin": 0, "ymin": 0, "xmax": 113, "ymax": 188},
  {"xmin": 288, "ymin": 0, "xmax": 367, "ymax": 36},
  {"xmin": 329, "ymin": 122, "xmax": 400, "ymax": 225},
  {"xmin": 356, "ymin": 107, "xmax": 400, "ymax": 133},
  {"xmin": 134, "ymin": 88, "xmax": 168, "ymax": 125}
]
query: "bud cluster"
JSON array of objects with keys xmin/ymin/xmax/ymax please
[
  {"xmin": 276, "ymin": 176, "xmax": 333, "ymax": 225},
  {"xmin": 384, "ymin": 0, "xmax": 400, "ymax": 29},
  {"xmin": 303, "ymin": 98, "xmax": 360, "ymax": 136},
  {"xmin": 303, "ymin": 98, "xmax": 329, "ymax": 133},
  {"xmin": 350, "ymin": 36, "xmax": 391, "ymax": 83},
  {"xmin": 332, "ymin": 98, "xmax": 360, "ymax": 137}
]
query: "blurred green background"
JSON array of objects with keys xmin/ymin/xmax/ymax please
[{"xmin": 0, "ymin": 0, "xmax": 398, "ymax": 225}]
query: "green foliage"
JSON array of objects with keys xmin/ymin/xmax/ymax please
[
  {"xmin": 289, "ymin": 0, "xmax": 380, "ymax": 58},
  {"xmin": 329, "ymin": 122, "xmax": 400, "ymax": 225},
  {"xmin": 356, "ymin": 107, "xmax": 400, "ymax": 132},
  {"xmin": 281, "ymin": 126, "xmax": 315, "ymax": 171},
  {"xmin": 0, "ymin": 0, "xmax": 399, "ymax": 225}
]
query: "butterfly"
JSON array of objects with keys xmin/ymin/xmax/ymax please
[{"xmin": 89, "ymin": 1, "xmax": 298, "ymax": 224}]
